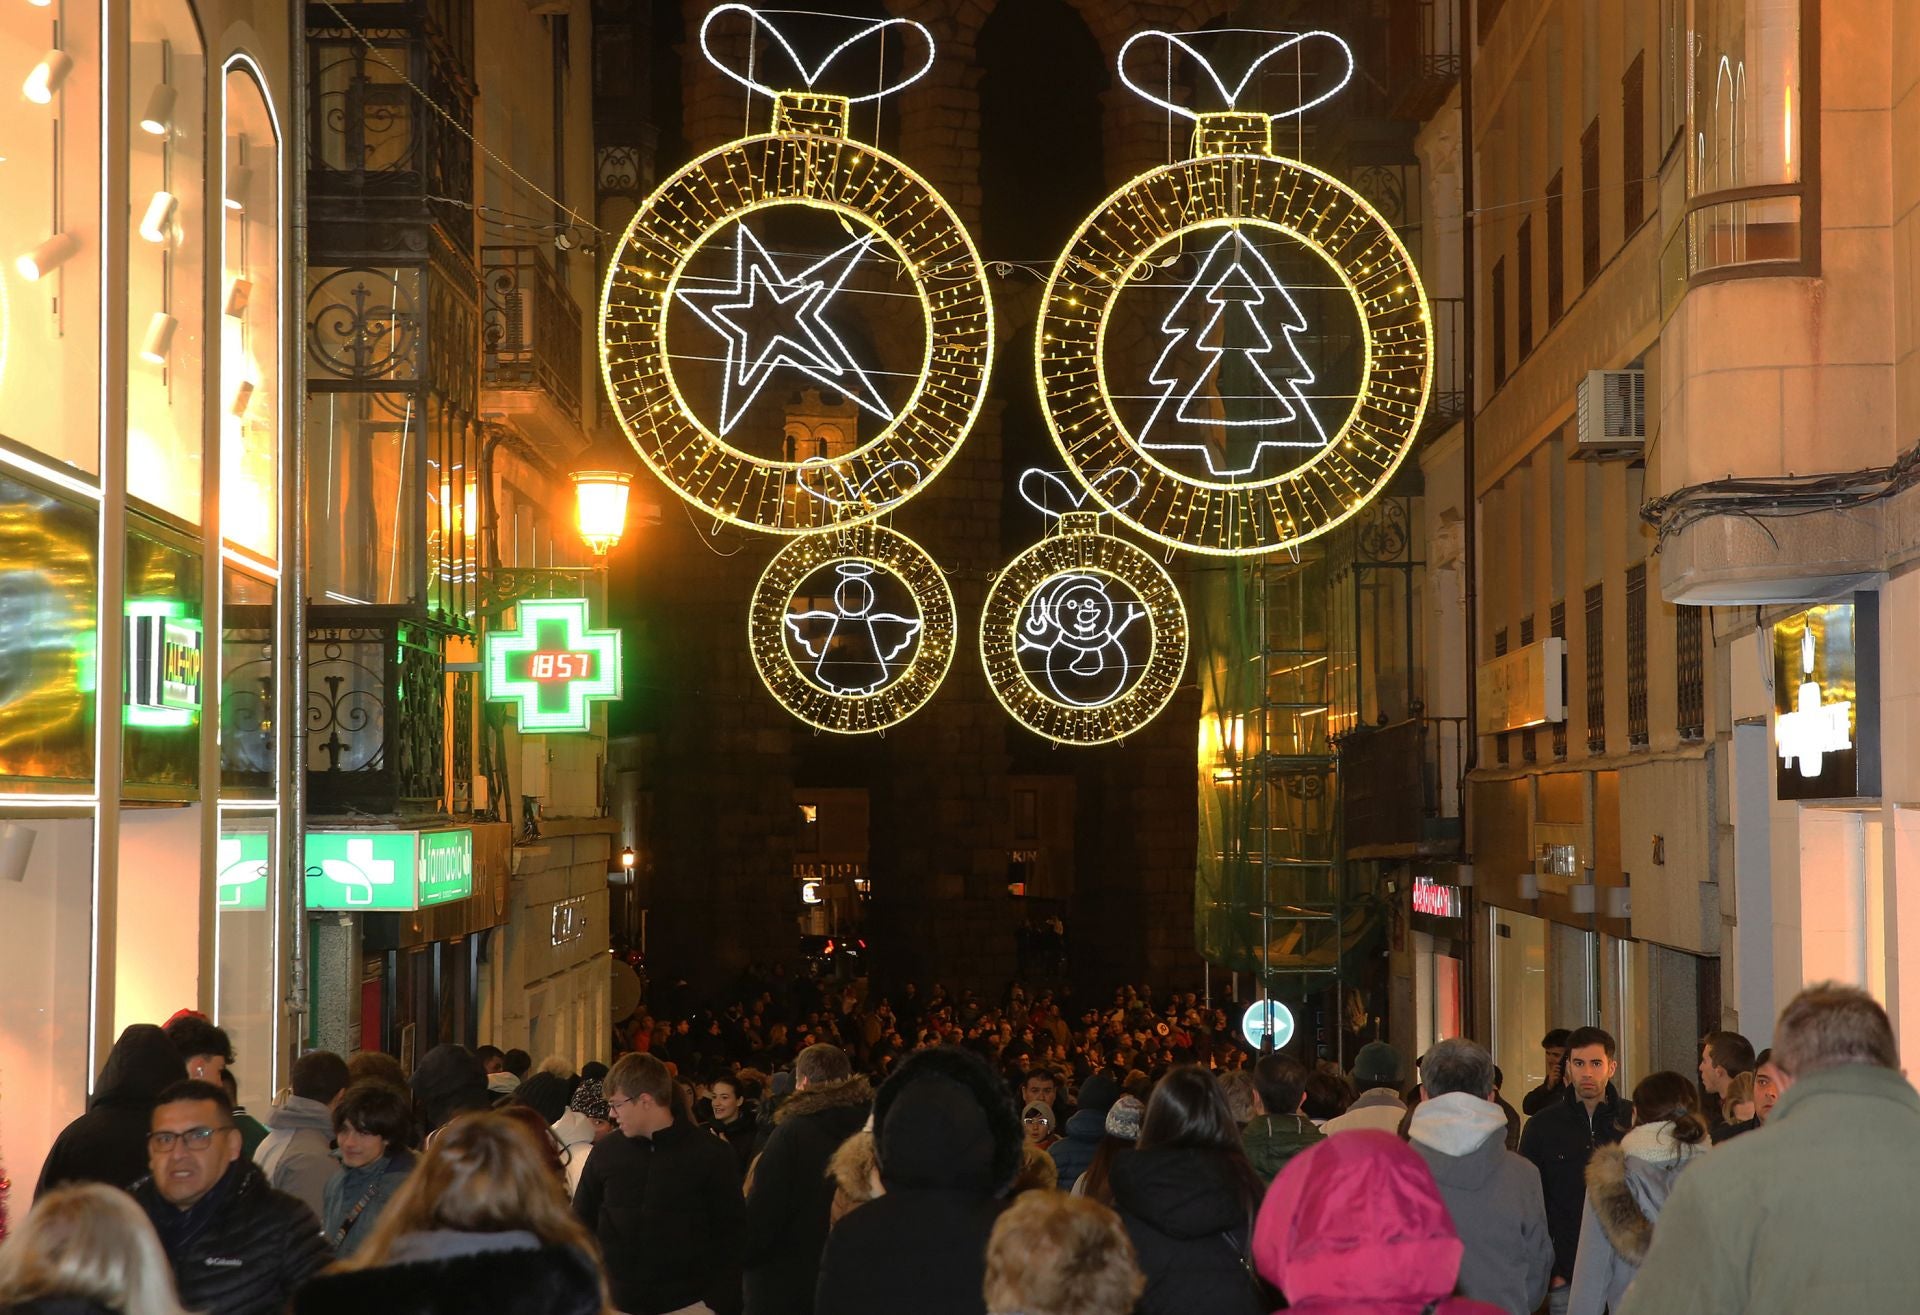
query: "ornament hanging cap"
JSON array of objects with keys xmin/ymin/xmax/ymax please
[
  {"xmin": 1116, "ymin": 28, "xmax": 1354, "ymax": 122},
  {"xmin": 700, "ymin": 4, "xmax": 936, "ymax": 106}
]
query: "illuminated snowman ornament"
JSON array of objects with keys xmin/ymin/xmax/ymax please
[{"xmin": 981, "ymin": 470, "xmax": 1188, "ymax": 745}]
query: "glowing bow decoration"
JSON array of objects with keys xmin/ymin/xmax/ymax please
[
  {"xmin": 699, "ymin": 4, "xmax": 936, "ymax": 104},
  {"xmin": 1116, "ymin": 28, "xmax": 1355, "ymax": 120}
]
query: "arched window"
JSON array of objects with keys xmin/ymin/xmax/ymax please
[{"xmin": 221, "ymin": 63, "xmax": 280, "ymax": 562}]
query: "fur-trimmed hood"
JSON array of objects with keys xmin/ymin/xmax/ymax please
[
  {"xmin": 829, "ymin": 1127, "xmax": 882, "ymax": 1205},
  {"xmin": 772, "ymin": 1073, "xmax": 874, "ymax": 1126},
  {"xmin": 1583, "ymin": 1138, "xmax": 1702, "ymax": 1265},
  {"xmin": 294, "ymin": 1240, "xmax": 605, "ymax": 1315},
  {"xmin": 871, "ymin": 1046, "xmax": 1023, "ymax": 1196}
]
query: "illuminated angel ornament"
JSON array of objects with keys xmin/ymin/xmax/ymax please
[
  {"xmin": 1037, "ymin": 28, "xmax": 1432, "ymax": 556},
  {"xmin": 600, "ymin": 4, "xmax": 993, "ymax": 535},
  {"xmin": 751, "ymin": 522, "xmax": 956, "ymax": 733},
  {"xmin": 982, "ymin": 470, "xmax": 1188, "ymax": 745}
]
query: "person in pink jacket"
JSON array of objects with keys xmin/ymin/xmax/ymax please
[{"xmin": 1253, "ymin": 1129, "xmax": 1505, "ymax": 1315}]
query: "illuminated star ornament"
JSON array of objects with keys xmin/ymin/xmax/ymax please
[{"xmin": 676, "ymin": 226, "xmax": 893, "ymax": 435}]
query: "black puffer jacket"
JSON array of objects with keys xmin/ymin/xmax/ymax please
[
  {"xmin": 815, "ymin": 1048, "xmax": 1022, "ymax": 1315},
  {"xmin": 573, "ymin": 1118, "xmax": 743, "ymax": 1315},
  {"xmin": 34, "ymin": 1025, "xmax": 184, "ymax": 1197},
  {"xmin": 294, "ymin": 1236, "xmax": 604, "ymax": 1315},
  {"xmin": 743, "ymin": 1075, "xmax": 872, "ymax": 1315},
  {"xmin": 1110, "ymin": 1147, "xmax": 1265, "ymax": 1315},
  {"xmin": 134, "ymin": 1158, "xmax": 333, "ymax": 1315},
  {"xmin": 0, "ymin": 1300, "xmax": 121, "ymax": 1315}
]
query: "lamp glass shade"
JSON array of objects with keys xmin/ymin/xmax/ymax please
[
  {"xmin": 139, "ymin": 312, "xmax": 178, "ymax": 364},
  {"xmin": 139, "ymin": 82, "xmax": 176, "ymax": 135},
  {"xmin": 22, "ymin": 50, "xmax": 72, "ymax": 104},
  {"xmin": 573, "ymin": 470, "xmax": 632, "ymax": 555},
  {"xmin": 16, "ymin": 231, "xmax": 78, "ymax": 281},
  {"xmin": 138, "ymin": 191, "xmax": 177, "ymax": 244}
]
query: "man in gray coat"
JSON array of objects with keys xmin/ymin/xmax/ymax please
[
  {"xmin": 1621, "ymin": 983, "xmax": 1920, "ymax": 1315},
  {"xmin": 1407, "ymin": 1037, "xmax": 1553, "ymax": 1315},
  {"xmin": 255, "ymin": 1049, "xmax": 349, "ymax": 1217}
]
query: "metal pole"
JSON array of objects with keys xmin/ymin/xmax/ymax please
[
  {"xmin": 285, "ymin": 4, "xmax": 312, "ymax": 1077},
  {"xmin": 1459, "ymin": 15, "xmax": 1482, "ymax": 1040}
]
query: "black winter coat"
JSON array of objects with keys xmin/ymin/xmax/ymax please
[
  {"xmin": 573, "ymin": 1118, "xmax": 743, "ymax": 1315},
  {"xmin": 1109, "ymin": 1147, "xmax": 1265, "ymax": 1315},
  {"xmin": 34, "ymin": 1024, "xmax": 184, "ymax": 1198},
  {"xmin": 294, "ymin": 1240, "xmax": 603, "ymax": 1315},
  {"xmin": 815, "ymin": 1048, "xmax": 1021, "ymax": 1315},
  {"xmin": 1517, "ymin": 1083, "xmax": 1632, "ymax": 1282},
  {"xmin": 743, "ymin": 1076, "xmax": 872, "ymax": 1315},
  {"xmin": 134, "ymin": 1159, "xmax": 332, "ymax": 1315},
  {"xmin": 1, "ymin": 1300, "xmax": 121, "ymax": 1315}
]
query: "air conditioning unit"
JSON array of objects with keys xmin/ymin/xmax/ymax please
[{"xmin": 1574, "ymin": 368, "xmax": 1646, "ymax": 458}]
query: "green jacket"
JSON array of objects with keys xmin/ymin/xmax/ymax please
[
  {"xmin": 1618, "ymin": 1063, "xmax": 1920, "ymax": 1315},
  {"xmin": 1242, "ymin": 1113, "xmax": 1323, "ymax": 1186}
]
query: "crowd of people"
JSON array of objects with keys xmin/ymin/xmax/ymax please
[{"xmin": 1, "ymin": 979, "xmax": 1917, "ymax": 1315}]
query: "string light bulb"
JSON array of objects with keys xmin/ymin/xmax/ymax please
[
  {"xmin": 22, "ymin": 49, "xmax": 72, "ymax": 105},
  {"xmin": 138, "ymin": 83, "xmax": 176, "ymax": 136},
  {"xmin": 138, "ymin": 190, "xmax": 178, "ymax": 244},
  {"xmin": 15, "ymin": 231, "xmax": 78, "ymax": 281}
]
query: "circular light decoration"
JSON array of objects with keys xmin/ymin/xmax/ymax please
[
  {"xmin": 1241, "ymin": 998, "xmax": 1296, "ymax": 1050},
  {"xmin": 600, "ymin": 5, "xmax": 993, "ymax": 535},
  {"xmin": 982, "ymin": 471, "xmax": 1188, "ymax": 745},
  {"xmin": 750, "ymin": 522, "xmax": 955, "ymax": 733},
  {"xmin": 1037, "ymin": 29, "xmax": 1432, "ymax": 557}
]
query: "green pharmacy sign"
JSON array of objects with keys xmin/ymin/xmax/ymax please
[
  {"xmin": 306, "ymin": 829, "xmax": 474, "ymax": 911},
  {"xmin": 484, "ymin": 597, "xmax": 621, "ymax": 733},
  {"xmin": 216, "ymin": 832, "xmax": 270, "ymax": 911},
  {"xmin": 126, "ymin": 599, "xmax": 202, "ymax": 728}
]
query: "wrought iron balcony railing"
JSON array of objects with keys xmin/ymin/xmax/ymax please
[
  {"xmin": 482, "ymin": 244, "xmax": 584, "ymax": 427},
  {"xmin": 1337, "ymin": 715, "xmax": 1467, "ymax": 853}
]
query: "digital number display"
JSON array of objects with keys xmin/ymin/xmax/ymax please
[{"xmin": 528, "ymin": 651, "xmax": 593, "ymax": 682}]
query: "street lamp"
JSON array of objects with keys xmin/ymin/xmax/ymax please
[{"xmin": 571, "ymin": 470, "xmax": 633, "ymax": 558}]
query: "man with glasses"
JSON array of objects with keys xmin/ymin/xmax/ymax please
[
  {"xmin": 133, "ymin": 1079, "xmax": 331, "ymax": 1315},
  {"xmin": 576, "ymin": 1052, "xmax": 743, "ymax": 1315}
]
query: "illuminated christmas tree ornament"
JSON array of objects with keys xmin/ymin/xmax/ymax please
[
  {"xmin": 1038, "ymin": 28, "xmax": 1432, "ymax": 557},
  {"xmin": 982, "ymin": 471, "xmax": 1188, "ymax": 745},
  {"xmin": 750, "ymin": 522, "xmax": 955, "ymax": 733},
  {"xmin": 600, "ymin": 5, "xmax": 993, "ymax": 535}
]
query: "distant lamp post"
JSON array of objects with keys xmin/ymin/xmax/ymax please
[
  {"xmin": 572, "ymin": 469, "xmax": 633, "ymax": 557},
  {"xmin": 620, "ymin": 845, "xmax": 636, "ymax": 871}
]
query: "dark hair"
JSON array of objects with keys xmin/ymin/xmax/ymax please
[
  {"xmin": 1138, "ymin": 1066, "xmax": 1260, "ymax": 1210},
  {"xmin": 1775, "ymin": 982, "xmax": 1900, "ymax": 1075},
  {"xmin": 1251, "ymin": 1054, "xmax": 1308, "ymax": 1119},
  {"xmin": 1630, "ymin": 1071, "xmax": 1709, "ymax": 1146},
  {"xmin": 1492, "ymin": 1066, "xmax": 1505, "ymax": 1089},
  {"xmin": 153, "ymin": 1079, "xmax": 233, "ymax": 1119},
  {"xmin": 1699, "ymin": 1030, "xmax": 1756, "ymax": 1078},
  {"xmin": 1564, "ymin": 1026, "xmax": 1618, "ymax": 1061},
  {"xmin": 1421, "ymin": 1037, "xmax": 1495, "ymax": 1099},
  {"xmin": 1542, "ymin": 1028, "xmax": 1572, "ymax": 1050},
  {"xmin": 502, "ymin": 1049, "xmax": 533, "ymax": 1079},
  {"xmin": 1755, "ymin": 1047, "xmax": 1773, "ymax": 1068},
  {"xmin": 334, "ymin": 1080, "xmax": 414, "ymax": 1150},
  {"xmin": 796, "ymin": 1044, "xmax": 852, "ymax": 1087},
  {"xmin": 581, "ymin": 1062, "xmax": 609, "ymax": 1082},
  {"xmin": 1022, "ymin": 1068, "xmax": 1057, "ymax": 1088},
  {"xmin": 292, "ymin": 1050, "xmax": 351, "ymax": 1104},
  {"xmin": 165, "ymin": 1016, "xmax": 234, "ymax": 1064},
  {"xmin": 348, "ymin": 1050, "xmax": 409, "ymax": 1090},
  {"xmin": 474, "ymin": 1045, "xmax": 506, "ymax": 1068},
  {"xmin": 219, "ymin": 1068, "xmax": 239, "ymax": 1099},
  {"xmin": 514, "ymin": 1072, "xmax": 572, "ymax": 1125},
  {"xmin": 1302, "ymin": 1069, "xmax": 1354, "ymax": 1121},
  {"xmin": 1078, "ymin": 1136, "xmax": 1133, "ymax": 1207},
  {"xmin": 710, "ymin": 1074, "xmax": 741, "ymax": 1098}
]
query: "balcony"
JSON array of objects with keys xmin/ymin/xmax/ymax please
[
  {"xmin": 482, "ymin": 245, "xmax": 586, "ymax": 458},
  {"xmin": 306, "ymin": 612, "xmax": 454, "ymax": 818},
  {"xmin": 1338, "ymin": 716, "xmax": 1467, "ymax": 856},
  {"xmin": 1386, "ymin": 0, "xmax": 1461, "ymax": 121}
]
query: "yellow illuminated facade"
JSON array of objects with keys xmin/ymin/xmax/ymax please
[
  {"xmin": 982, "ymin": 511, "xmax": 1188, "ymax": 745},
  {"xmin": 749, "ymin": 522, "xmax": 956, "ymax": 733},
  {"xmin": 600, "ymin": 91, "xmax": 993, "ymax": 535},
  {"xmin": 1037, "ymin": 111, "xmax": 1432, "ymax": 556}
]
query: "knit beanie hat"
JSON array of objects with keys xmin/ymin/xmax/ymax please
[
  {"xmin": 1353, "ymin": 1041, "xmax": 1405, "ymax": 1090},
  {"xmin": 569, "ymin": 1078, "xmax": 609, "ymax": 1121},
  {"xmin": 1105, "ymin": 1094, "xmax": 1146, "ymax": 1142}
]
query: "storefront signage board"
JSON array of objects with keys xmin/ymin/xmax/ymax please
[
  {"xmin": 216, "ymin": 831, "xmax": 269, "ymax": 910},
  {"xmin": 307, "ymin": 829, "xmax": 474, "ymax": 911},
  {"xmin": 1412, "ymin": 875, "xmax": 1463, "ymax": 919},
  {"xmin": 1772, "ymin": 596, "xmax": 1880, "ymax": 801},
  {"xmin": 1475, "ymin": 638, "xmax": 1565, "ymax": 736}
]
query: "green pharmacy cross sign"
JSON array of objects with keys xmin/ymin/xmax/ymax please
[
  {"xmin": 484, "ymin": 597, "xmax": 622, "ymax": 733},
  {"xmin": 306, "ymin": 829, "xmax": 474, "ymax": 911}
]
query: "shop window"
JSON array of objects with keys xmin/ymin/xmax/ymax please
[
  {"xmin": 0, "ymin": 468, "xmax": 97, "ymax": 787},
  {"xmin": 128, "ymin": 1, "xmax": 208, "ymax": 527},
  {"xmin": 221, "ymin": 66, "xmax": 281, "ymax": 562},
  {"xmin": 1686, "ymin": 0, "xmax": 1805, "ymax": 278},
  {"xmin": 0, "ymin": 3, "xmax": 104, "ymax": 473}
]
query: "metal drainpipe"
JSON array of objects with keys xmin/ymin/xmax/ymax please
[
  {"xmin": 1459, "ymin": 25, "xmax": 1482, "ymax": 1036},
  {"xmin": 285, "ymin": 9, "xmax": 311, "ymax": 1080}
]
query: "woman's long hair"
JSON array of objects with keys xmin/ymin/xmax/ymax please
[
  {"xmin": 0, "ymin": 1183, "xmax": 192, "ymax": 1315},
  {"xmin": 1630, "ymin": 1070, "xmax": 1711, "ymax": 1146},
  {"xmin": 1078, "ymin": 1135, "xmax": 1134, "ymax": 1206},
  {"xmin": 335, "ymin": 1110, "xmax": 616, "ymax": 1311},
  {"xmin": 1137, "ymin": 1065, "xmax": 1263, "ymax": 1214}
]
